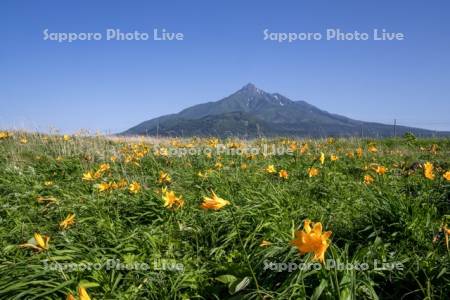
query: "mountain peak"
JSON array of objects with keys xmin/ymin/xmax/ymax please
[
  {"xmin": 239, "ymin": 83, "xmax": 261, "ymax": 94},
  {"xmin": 232, "ymin": 83, "xmax": 293, "ymax": 108}
]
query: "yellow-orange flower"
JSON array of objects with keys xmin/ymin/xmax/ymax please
[
  {"xmin": 19, "ymin": 233, "xmax": 50, "ymax": 252},
  {"xmin": 208, "ymin": 138, "xmax": 219, "ymax": 148},
  {"xmin": 158, "ymin": 171, "xmax": 172, "ymax": 184},
  {"xmin": 356, "ymin": 147, "xmax": 363, "ymax": 158},
  {"xmin": 117, "ymin": 179, "xmax": 128, "ymax": 188},
  {"xmin": 59, "ymin": 213, "xmax": 76, "ymax": 230},
  {"xmin": 266, "ymin": 165, "xmax": 276, "ymax": 174},
  {"xmin": 368, "ymin": 145, "xmax": 377, "ymax": 153},
  {"xmin": 308, "ymin": 167, "xmax": 319, "ymax": 177},
  {"xmin": 319, "ymin": 152, "xmax": 325, "ymax": 165},
  {"xmin": 443, "ymin": 171, "xmax": 450, "ymax": 181},
  {"xmin": 82, "ymin": 172, "xmax": 94, "ymax": 181},
  {"xmin": 63, "ymin": 134, "xmax": 71, "ymax": 141},
  {"xmin": 109, "ymin": 181, "xmax": 119, "ymax": 190},
  {"xmin": 0, "ymin": 131, "xmax": 12, "ymax": 139},
  {"xmin": 97, "ymin": 182, "xmax": 110, "ymax": 192},
  {"xmin": 300, "ymin": 143, "xmax": 309, "ymax": 154},
  {"xmin": 374, "ymin": 165, "xmax": 387, "ymax": 175},
  {"xmin": 423, "ymin": 162, "xmax": 435, "ymax": 180},
  {"xmin": 34, "ymin": 233, "xmax": 49, "ymax": 250},
  {"xmin": 278, "ymin": 169, "xmax": 288, "ymax": 179},
  {"xmin": 155, "ymin": 147, "xmax": 168, "ymax": 157},
  {"xmin": 98, "ymin": 163, "xmax": 110, "ymax": 172},
  {"xmin": 78, "ymin": 286, "xmax": 91, "ymax": 300},
  {"xmin": 291, "ymin": 220, "xmax": 332, "ymax": 263},
  {"xmin": 67, "ymin": 293, "xmax": 76, "ymax": 300},
  {"xmin": 93, "ymin": 170, "xmax": 103, "ymax": 179},
  {"xmin": 44, "ymin": 181, "xmax": 54, "ymax": 186},
  {"xmin": 330, "ymin": 154, "xmax": 338, "ymax": 161},
  {"xmin": 364, "ymin": 175, "xmax": 374, "ymax": 185},
  {"xmin": 162, "ymin": 188, "xmax": 184, "ymax": 209},
  {"xmin": 129, "ymin": 181, "xmax": 141, "ymax": 194},
  {"xmin": 200, "ymin": 191, "xmax": 230, "ymax": 211}
]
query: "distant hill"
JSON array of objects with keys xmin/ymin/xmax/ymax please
[{"xmin": 122, "ymin": 83, "xmax": 449, "ymax": 138}]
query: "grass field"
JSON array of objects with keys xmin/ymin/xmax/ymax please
[{"xmin": 0, "ymin": 131, "xmax": 449, "ymax": 299}]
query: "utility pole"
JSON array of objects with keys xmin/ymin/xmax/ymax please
[{"xmin": 394, "ymin": 119, "xmax": 397, "ymax": 138}]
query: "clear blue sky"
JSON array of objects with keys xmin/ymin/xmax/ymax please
[{"xmin": 1, "ymin": 0, "xmax": 449, "ymax": 133}]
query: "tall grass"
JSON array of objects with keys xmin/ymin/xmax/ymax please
[{"xmin": 0, "ymin": 132, "xmax": 449, "ymax": 299}]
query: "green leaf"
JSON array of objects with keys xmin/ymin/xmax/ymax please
[
  {"xmin": 78, "ymin": 281, "xmax": 100, "ymax": 288},
  {"xmin": 215, "ymin": 275, "xmax": 237, "ymax": 285},
  {"xmin": 230, "ymin": 277, "xmax": 250, "ymax": 294},
  {"xmin": 311, "ymin": 279, "xmax": 328, "ymax": 300}
]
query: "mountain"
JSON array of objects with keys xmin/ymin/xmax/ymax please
[{"xmin": 122, "ymin": 83, "xmax": 448, "ymax": 138}]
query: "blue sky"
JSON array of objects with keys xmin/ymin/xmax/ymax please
[{"xmin": 1, "ymin": 0, "xmax": 449, "ymax": 133}]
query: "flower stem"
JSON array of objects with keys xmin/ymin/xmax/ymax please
[{"xmin": 229, "ymin": 207, "xmax": 263, "ymax": 298}]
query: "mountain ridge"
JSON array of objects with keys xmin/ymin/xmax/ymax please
[{"xmin": 122, "ymin": 84, "xmax": 449, "ymax": 138}]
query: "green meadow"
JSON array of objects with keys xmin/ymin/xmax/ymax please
[{"xmin": 0, "ymin": 132, "xmax": 449, "ymax": 299}]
